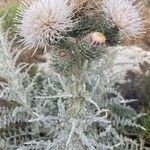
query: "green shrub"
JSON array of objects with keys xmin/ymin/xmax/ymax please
[
  {"xmin": 139, "ymin": 74, "xmax": 150, "ymax": 146},
  {"xmin": 144, "ymin": 75, "xmax": 150, "ymax": 109},
  {"xmin": 0, "ymin": 3, "xmax": 18, "ymax": 31},
  {"xmin": 139, "ymin": 114, "xmax": 150, "ymax": 146}
]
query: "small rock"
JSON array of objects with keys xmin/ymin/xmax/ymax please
[{"xmin": 112, "ymin": 46, "xmax": 150, "ymax": 82}]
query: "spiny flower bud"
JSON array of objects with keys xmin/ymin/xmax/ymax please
[
  {"xmin": 46, "ymin": 45, "xmax": 76, "ymax": 76},
  {"xmin": 79, "ymin": 32, "xmax": 106, "ymax": 60}
]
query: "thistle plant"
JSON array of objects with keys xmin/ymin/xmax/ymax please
[{"xmin": 0, "ymin": 0, "xmax": 147, "ymax": 150}]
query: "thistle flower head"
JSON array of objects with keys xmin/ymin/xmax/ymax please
[
  {"xmin": 102, "ymin": 0, "xmax": 143, "ymax": 38},
  {"xmin": 16, "ymin": 0, "xmax": 75, "ymax": 49}
]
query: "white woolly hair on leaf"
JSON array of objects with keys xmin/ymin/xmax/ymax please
[
  {"xmin": 102, "ymin": 0, "xmax": 144, "ymax": 38},
  {"xmin": 15, "ymin": 0, "xmax": 76, "ymax": 49}
]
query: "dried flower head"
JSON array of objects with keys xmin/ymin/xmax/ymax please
[
  {"xmin": 16, "ymin": 0, "xmax": 75, "ymax": 49},
  {"xmin": 102, "ymin": 0, "xmax": 143, "ymax": 38},
  {"xmin": 67, "ymin": 0, "xmax": 100, "ymax": 16}
]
